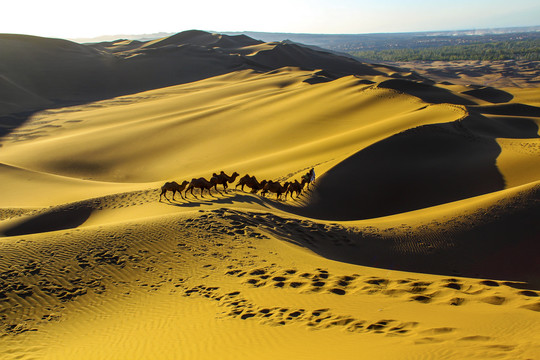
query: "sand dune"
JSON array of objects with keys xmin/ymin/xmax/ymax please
[
  {"xmin": 388, "ymin": 60, "xmax": 540, "ymax": 89},
  {"xmin": 0, "ymin": 30, "xmax": 398, "ymax": 123},
  {"xmin": 0, "ymin": 31, "xmax": 539, "ymax": 359},
  {"xmin": 299, "ymin": 110, "xmax": 538, "ymax": 220}
]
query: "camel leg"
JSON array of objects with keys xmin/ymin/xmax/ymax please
[
  {"xmin": 160, "ymin": 189, "xmax": 168, "ymax": 202},
  {"xmin": 172, "ymin": 190, "xmax": 177, "ymax": 201}
]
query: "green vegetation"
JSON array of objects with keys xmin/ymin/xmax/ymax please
[{"xmin": 350, "ymin": 40, "xmax": 540, "ymax": 61}]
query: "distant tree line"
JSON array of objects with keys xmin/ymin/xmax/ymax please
[{"xmin": 349, "ymin": 39, "xmax": 540, "ymax": 61}]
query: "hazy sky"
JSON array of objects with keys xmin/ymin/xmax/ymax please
[{"xmin": 3, "ymin": 0, "xmax": 539, "ymax": 39}]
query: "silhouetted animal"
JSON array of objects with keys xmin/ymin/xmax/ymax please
[
  {"xmin": 284, "ymin": 179, "xmax": 304, "ymax": 199},
  {"xmin": 236, "ymin": 174, "xmax": 252, "ymax": 191},
  {"xmin": 252, "ymin": 179, "xmax": 267, "ymax": 193},
  {"xmin": 262, "ymin": 181, "xmax": 290, "ymax": 200},
  {"xmin": 185, "ymin": 177, "xmax": 219, "ymax": 198},
  {"xmin": 236, "ymin": 175, "xmax": 267, "ymax": 193},
  {"xmin": 160, "ymin": 180, "xmax": 189, "ymax": 202},
  {"xmin": 301, "ymin": 168, "xmax": 316, "ymax": 189},
  {"xmin": 211, "ymin": 171, "xmax": 240, "ymax": 192}
]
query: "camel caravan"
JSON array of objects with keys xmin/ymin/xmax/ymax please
[{"xmin": 160, "ymin": 169, "xmax": 315, "ymax": 202}]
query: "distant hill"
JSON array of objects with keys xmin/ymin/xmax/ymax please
[{"xmin": 1, "ymin": 30, "xmax": 408, "ymax": 130}]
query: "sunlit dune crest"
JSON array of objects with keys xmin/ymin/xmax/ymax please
[{"xmin": 0, "ymin": 30, "xmax": 539, "ymax": 360}]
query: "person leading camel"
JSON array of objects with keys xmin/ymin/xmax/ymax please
[{"xmin": 301, "ymin": 168, "xmax": 316, "ymax": 190}]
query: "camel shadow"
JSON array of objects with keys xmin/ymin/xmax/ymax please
[{"xmin": 162, "ymin": 191, "xmax": 272, "ymax": 209}]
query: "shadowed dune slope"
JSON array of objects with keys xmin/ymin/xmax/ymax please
[
  {"xmin": 2, "ymin": 203, "xmax": 93, "ymax": 237},
  {"xmin": 377, "ymin": 79, "xmax": 477, "ymax": 105},
  {"xmin": 244, "ymin": 42, "xmax": 385, "ymax": 76},
  {"xmin": 0, "ymin": 34, "xmax": 118, "ymax": 116},
  {"xmin": 0, "ymin": 33, "xmax": 244, "ymax": 117},
  {"xmin": 298, "ymin": 111, "xmax": 539, "ymax": 220},
  {"xmin": 257, "ymin": 182, "xmax": 540, "ymax": 286},
  {"xmin": 462, "ymin": 86, "xmax": 514, "ymax": 103}
]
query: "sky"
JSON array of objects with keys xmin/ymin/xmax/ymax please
[{"xmin": 2, "ymin": 0, "xmax": 540, "ymax": 39}]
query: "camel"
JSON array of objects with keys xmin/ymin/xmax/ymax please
[
  {"xmin": 160, "ymin": 180, "xmax": 189, "ymax": 202},
  {"xmin": 252, "ymin": 179, "xmax": 267, "ymax": 193},
  {"xmin": 236, "ymin": 174, "xmax": 267, "ymax": 193},
  {"xmin": 284, "ymin": 179, "xmax": 304, "ymax": 199},
  {"xmin": 261, "ymin": 181, "xmax": 290, "ymax": 200},
  {"xmin": 211, "ymin": 171, "xmax": 240, "ymax": 192},
  {"xmin": 185, "ymin": 177, "xmax": 219, "ymax": 198},
  {"xmin": 236, "ymin": 174, "xmax": 252, "ymax": 191}
]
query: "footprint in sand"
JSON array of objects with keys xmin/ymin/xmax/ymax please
[
  {"xmin": 449, "ymin": 297, "xmax": 466, "ymax": 306},
  {"xmin": 410, "ymin": 295, "xmax": 432, "ymax": 303},
  {"xmin": 481, "ymin": 296, "xmax": 506, "ymax": 305},
  {"xmin": 183, "ymin": 284, "xmax": 420, "ymax": 336}
]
